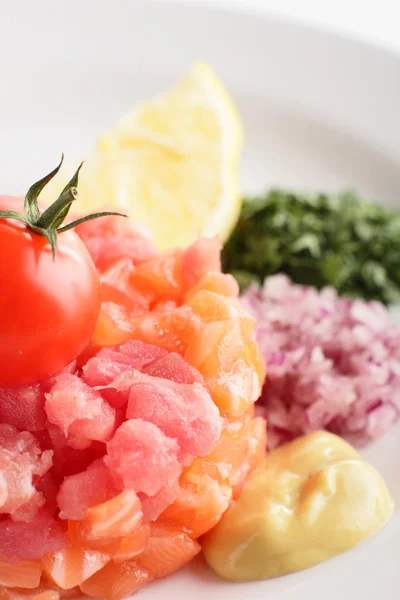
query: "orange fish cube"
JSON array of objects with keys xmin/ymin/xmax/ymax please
[
  {"xmin": 70, "ymin": 490, "xmax": 142, "ymax": 542},
  {"xmin": 162, "ymin": 459, "xmax": 232, "ymax": 538},
  {"xmin": 137, "ymin": 522, "xmax": 200, "ymax": 578},
  {"xmin": 74, "ymin": 525, "xmax": 150, "ymax": 563},
  {"xmin": 0, "ymin": 590, "xmax": 59, "ymax": 600},
  {"xmin": 0, "ymin": 561, "xmax": 42, "ymax": 589},
  {"xmin": 42, "ymin": 548, "xmax": 110, "ymax": 589},
  {"xmin": 80, "ymin": 561, "xmax": 152, "ymax": 600}
]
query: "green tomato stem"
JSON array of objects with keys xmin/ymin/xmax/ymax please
[{"xmin": 0, "ymin": 155, "xmax": 127, "ymax": 259}]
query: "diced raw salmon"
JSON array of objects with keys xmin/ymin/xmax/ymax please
[
  {"xmin": 101, "ymin": 283, "xmax": 150, "ymax": 320},
  {"xmin": 0, "ymin": 589, "xmax": 59, "ymax": 600},
  {"xmin": 151, "ymin": 300, "xmax": 177, "ymax": 312},
  {"xmin": 80, "ymin": 560, "xmax": 152, "ymax": 600},
  {"xmin": 207, "ymin": 415, "xmax": 267, "ymax": 497},
  {"xmin": 181, "ymin": 237, "xmax": 222, "ymax": 291},
  {"xmin": 42, "ymin": 548, "xmax": 110, "ymax": 589},
  {"xmin": 105, "ymin": 528, "xmax": 149, "ymax": 562},
  {"xmin": 186, "ymin": 289, "xmax": 251, "ymax": 323},
  {"xmin": 184, "ymin": 272, "xmax": 239, "ymax": 300},
  {"xmin": 162, "ymin": 459, "xmax": 232, "ymax": 538},
  {"xmin": 39, "ymin": 575, "xmax": 80, "ymax": 599},
  {"xmin": 127, "ymin": 307, "xmax": 203, "ymax": 355},
  {"xmin": 76, "ymin": 524, "xmax": 150, "ymax": 562},
  {"xmin": 91, "ymin": 262, "xmax": 154, "ymax": 348},
  {"xmin": 91, "ymin": 301, "xmax": 136, "ymax": 348},
  {"xmin": 130, "ymin": 250, "xmax": 184, "ymax": 302},
  {"xmin": 0, "ymin": 560, "xmax": 42, "ymax": 589},
  {"xmin": 69, "ymin": 490, "xmax": 142, "ymax": 542},
  {"xmin": 137, "ymin": 522, "xmax": 200, "ymax": 578},
  {"xmin": 100, "ymin": 259, "xmax": 154, "ymax": 309},
  {"xmin": 185, "ymin": 319, "xmax": 263, "ymax": 413},
  {"xmin": 54, "ymin": 587, "xmax": 80, "ymax": 598}
]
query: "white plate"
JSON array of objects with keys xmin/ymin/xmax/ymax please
[{"xmin": 0, "ymin": 1, "xmax": 399, "ymax": 598}]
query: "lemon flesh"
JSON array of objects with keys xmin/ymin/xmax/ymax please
[{"xmin": 40, "ymin": 62, "xmax": 243, "ymax": 251}]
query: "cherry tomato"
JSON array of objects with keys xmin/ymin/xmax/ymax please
[{"xmin": 0, "ymin": 196, "xmax": 101, "ymax": 386}]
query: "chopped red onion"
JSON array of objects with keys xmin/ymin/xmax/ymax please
[{"xmin": 242, "ymin": 275, "xmax": 400, "ymax": 449}]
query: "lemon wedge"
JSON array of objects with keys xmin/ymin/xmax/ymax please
[{"xmin": 40, "ymin": 62, "xmax": 243, "ymax": 250}]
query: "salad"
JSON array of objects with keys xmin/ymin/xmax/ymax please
[{"xmin": 0, "ymin": 64, "xmax": 395, "ymax": 599}]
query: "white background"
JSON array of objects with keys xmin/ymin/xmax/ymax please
[{"xmin": 166, "ymin": 0, "xmax": 400, "ymax": 53}]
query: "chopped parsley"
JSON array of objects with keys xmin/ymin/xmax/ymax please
[{"xmin": 222, "ymin": 189, "xmax": 400, "ymax": 304}]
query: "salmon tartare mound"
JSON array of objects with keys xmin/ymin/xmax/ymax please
[{"xmin": 0, "ymin": 215, "xmax": 266, "ymax": 600}]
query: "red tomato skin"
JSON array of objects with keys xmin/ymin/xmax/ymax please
[{"xmin": 0, "ymin": 196, "xmax": 101, "ymax": 386}]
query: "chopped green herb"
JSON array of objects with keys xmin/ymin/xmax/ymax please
[{"xmin": 222, "ymin": 189, "xmax": 400, "ymax": 304}]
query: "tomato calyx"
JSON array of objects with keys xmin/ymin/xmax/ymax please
[{"xmin": 0, "ymin": 155, "xmax": 127, "ymax": 258}]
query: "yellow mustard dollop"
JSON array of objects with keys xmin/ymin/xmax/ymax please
[{"xmin": 202, "ymin": 431, "xmax": 394, "ymax": 581}]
